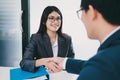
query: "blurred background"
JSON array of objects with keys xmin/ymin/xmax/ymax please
[{"xmin": 0, "ymin": 0, "xmax": 99, "ymax": 67}]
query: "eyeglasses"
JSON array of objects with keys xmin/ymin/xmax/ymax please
[
  {"xmin": 48, "ymin": 17, "xmax": 61, "ymax": 23},
  {"xmin": 76, "ymin": 8, "xmax": 84, "ymax": 19}
]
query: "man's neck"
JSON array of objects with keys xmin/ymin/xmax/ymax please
[{"xmin": 100, "ymin": 25, "xmax": 120, "ymax": 44}]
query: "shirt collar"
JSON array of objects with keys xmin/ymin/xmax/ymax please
[{"xmin": 101, "ymin": 26, "xmax": 120, "ymax": 44}]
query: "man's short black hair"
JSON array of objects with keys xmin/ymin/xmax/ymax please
[{"xmin": 81, "ymin": 0, "xmax": 120, "ymax": 25}]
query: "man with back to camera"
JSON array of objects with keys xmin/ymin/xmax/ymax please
[{"xmin": 53, "ymin": 0, "xmax": 120, "ymax": 80}]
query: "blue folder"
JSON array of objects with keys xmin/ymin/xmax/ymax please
[{"xmin": 10, "ymin": 66, "xmax": 49, "ymax": 80}]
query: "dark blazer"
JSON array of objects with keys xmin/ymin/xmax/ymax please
[
  {"xmin": 20, "ymin": 33, "xmax": 75, "ymax": 72},
  {"xmin": 66, "ymin": 29, "xmax": 120, "ymax": 80}
]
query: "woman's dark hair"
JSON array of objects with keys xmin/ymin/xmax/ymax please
[
  {"xmin": 37, "ymin": 6, "xmax": 63, "ymax": 37},
  {"xmin": 80, "ymin": 0, "xmax": 120, "ymax": 25}
]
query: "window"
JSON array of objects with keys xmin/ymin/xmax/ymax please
[{"xmin": 0, "ymin": 0, "xmax": 22, "ymax": 67}]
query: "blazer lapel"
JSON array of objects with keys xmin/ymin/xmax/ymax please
[
  {"xmin": 42, "ymin": 34, "xmax": 53, "ymax": 57},
  {"xmin": 58, "ymin": 36, "xmax": 68, "ymax": 57}
]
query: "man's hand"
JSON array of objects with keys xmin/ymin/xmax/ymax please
[
  {"xmin": 53, "ymin": 57, "xmax": 65, "ymax": 69},
  {"xmin": 45, "ymin": 61, "xmax": 62, "ymax": 73},
  {"xmin": 35, "ymin": 57, "xmax": 65, "ymax": 73}
]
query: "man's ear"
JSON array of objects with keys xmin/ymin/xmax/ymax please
[{"xmin": 88, "ymin": 5, "xmax": 97, "ymax": 20}]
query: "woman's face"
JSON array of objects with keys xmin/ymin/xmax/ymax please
[{"xmin": 46, "ymin": 11, "xmax": 61, "ymax": 33}]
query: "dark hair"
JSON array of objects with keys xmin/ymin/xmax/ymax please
[
  {"xmin": 37, "ymin": 6, "xmax": 63, "ymax": 36},
  {"xmin": 80, "ymin": 0, "xmax": 120, "ymax": 25}
]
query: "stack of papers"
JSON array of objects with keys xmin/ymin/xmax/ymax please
[{"xmin": 10, "ymin": 66, "xmax": 49, "ymax": 80}]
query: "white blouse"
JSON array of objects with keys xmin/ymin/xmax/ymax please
[{"xmin": 52, "ymin": 35, "xmax": 58, "ymax": 57}]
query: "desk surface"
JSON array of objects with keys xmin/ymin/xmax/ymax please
[{"xmin": 0, "ymin": 67, "xmax": 78, "ymax": 80}]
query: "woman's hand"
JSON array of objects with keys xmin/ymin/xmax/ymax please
[
  {"xmin": 35, "ymin": 58, "xmax": 62, "ymax": 73},
  {"xmin": 35, "ymin": 58, "xmax": 53, "ymax": 67}
]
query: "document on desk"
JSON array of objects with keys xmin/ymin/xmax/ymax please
[
  {"xmin": 10, "ymin": 66, "xmax": 49, "ymax": 80},
  {"xmin": 24, "ymin": 76, "xmax": 47, "ymax": 80}
]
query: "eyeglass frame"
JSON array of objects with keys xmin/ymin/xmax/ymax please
[
  {"xmin": 47, "ymin": 16, "xmax": 61, "ymax": 23},
  {"xmin": 76, "ymin": 8, "xmax": 84, "ymax": 19}
]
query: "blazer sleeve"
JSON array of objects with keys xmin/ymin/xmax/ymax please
[
  {"xmin": 66, "ymin": 58, "xmax": 85, "ymax": 74},
  {"xmin": 66, "ymin": 52, "xmax": 120, "ymax": 80},
  {"xmin": 20, "ymin": 34, "xmax": 38, "ymax": 72}
]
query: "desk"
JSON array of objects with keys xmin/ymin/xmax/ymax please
[{"xmin": 0, "ymin": 67, "xmax": 78, "ymax": 80}]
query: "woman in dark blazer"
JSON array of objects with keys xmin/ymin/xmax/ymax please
[{"xmin": 20, "ymin": 6, "xmax": 75, "ymax": 72}]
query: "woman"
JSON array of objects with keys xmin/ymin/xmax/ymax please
[{"xmin": 20, "ymin": 6, "xmax": 75, "ymax": 72}]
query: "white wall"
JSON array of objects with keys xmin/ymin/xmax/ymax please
[{"xmin": 30, "ymin": 0, "xmax": 100, "ymax": 60}]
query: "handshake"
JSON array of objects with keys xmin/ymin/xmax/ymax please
[{"xmin": 36, "ymin": 57, "xmax": 65, "ymax": 73}]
